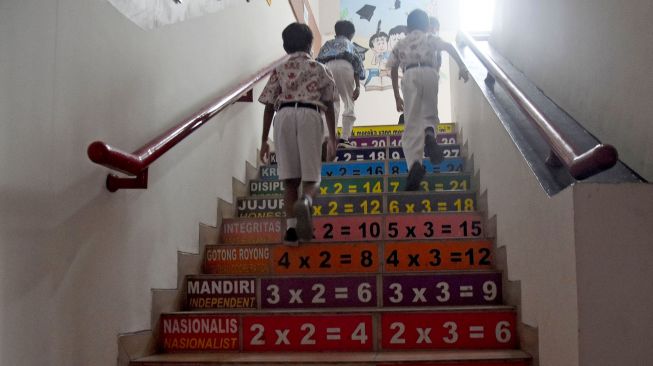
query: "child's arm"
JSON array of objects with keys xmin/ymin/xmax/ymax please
[
  {"xmin": 353, "ymin": 75, "xmax": 361, "ymax": 100},
  {"xmin": 260, "ymin": 104, "xmax": 275, "ymax": 163},
  {"xmin": 324, "ymin": 101, "xmax": 337, "ymax": 161},
  {"xmin": 391, "ymin": 65, "xmax": 404, "ymax": 112},
  {"xmin": 440, "ymin": 41, "xmax": 469, "ymax": 82}
]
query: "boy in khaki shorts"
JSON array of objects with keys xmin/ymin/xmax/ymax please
[
  {"xmin": 259, "ymin": 23, "xmax": 338, "ymax": 245},
  {"xmin": 388, "ymin": 9, "xmax": 469, "ymax": 190},
  {"xmin": 316, "ymin": 20, "xmax": 365, "ymax": 147}
]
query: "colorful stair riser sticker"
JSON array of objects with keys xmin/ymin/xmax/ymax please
[
  {"xmin": 260, "ymin": 158, "xmax": 464, "ymax": 181},
  {"xmin": 343, "ymin": 123, "xmax": 455, "ymax": 136},
  {"xmin": 236, "ymin": 192, "xmax": 477, "ymax": 218},
  {"xmin": 268, "ymin": 145, "xmax": 461, "ymax": 165},
  {"xmin": 160, "ymin": 311, "xmax": 517, "ymax": 352},
  {"xmin": 249, "ymin": 174, "xmax": 472, "ymax": 196},
  {"xmin": 219, "ymin": 213, "xmax": 484, "ymax": 245},
  {"xmin": 204, "ymin": 241, "xmax": 493, "ymax": 276},
  {"xmin": 185, "ymin": 272, "xmax": 501, "ymax": 310},
  {"xmin": 348, "ymin": 132, "xmax": 457, "ymax": 148}
]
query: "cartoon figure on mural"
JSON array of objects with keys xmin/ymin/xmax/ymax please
[{"xmin": 364, "ymin": 21, "xmax": 392, "ymax": 91}]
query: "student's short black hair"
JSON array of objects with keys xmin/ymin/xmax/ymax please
[
  {"xmin": 335, "ymin": 20, "xmax": 355, "ymax": 38},
  {"xmin": 407, "ymin": 9, "xmax": 429, "ymax": 32},
  {"xmin": 282, "ymin": 23, "xmax": 313, "ymax": 54},
  {"xmin": 389, "ymin": 25, "xmax": 408, "ymax": 36},
  {"xmin": 429, "ymin": 16, "xmax": 440, "ymax": 31},
  {"xmin": 369, "ymin": 32, "xmax": 389, "ymax": 48}
]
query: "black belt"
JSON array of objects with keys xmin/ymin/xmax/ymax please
[
  {"xmin": 278, "ymin": 102, "xmax": 320, "ymax": 112},
  {"xmin": 405, "ymin": 62, "xmax": 435, "ymax": 70}
]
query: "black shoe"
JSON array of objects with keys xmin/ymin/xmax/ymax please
[
  {"xmin": 405, "ymin": 162, "xmax": 426, "ymax": 191},
  {"xmin": 337, "ymin": 138, "xmax": 354, "ymax": 148},
  {"xmin": 424, "ymin": 133, "xmax": 443, "ymax": 164},
  {"xmin": 283, "ymin": 228, "xmax": 299, "ymax": 246},
  {"xmin": 294, "ymin": 196, "xmax": 313, "ymax": 242}
]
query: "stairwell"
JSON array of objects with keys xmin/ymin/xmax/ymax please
[{"xmin": 128, "ymin": 123, "xmax": 532, "ymax": 365}]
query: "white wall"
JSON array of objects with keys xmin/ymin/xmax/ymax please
[
  {"xmin": 491, "ymin": 0, "xmax": 653, "ymax": 181},
  {"xmin": 573, "ymin": 184, "xmax": 653, "ymax": 366},
  {"xmin": 0, "ymin": 1, "xmax": 294, "ymax": 365},
  {"xmin": 452, "ymin": 60, "xmax": 580, "ymax": 365},
  {"xmin": 453, "ymin": 48, "xmax": 653, "ymax": 366}
]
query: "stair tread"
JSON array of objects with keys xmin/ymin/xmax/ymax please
[
  {"xmin": 162, "ymin": 305, "xmax": 515, "ymax": 315},
  {"xmin": 133, "ymin": 349, "xmax": 530, "ymax": 363},
  {"xmin": 187, "ymin": 269, "xmax": 502, "ymax": 278}
]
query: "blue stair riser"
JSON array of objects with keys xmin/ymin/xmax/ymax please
[
  {"xmin": 185, "ymin": 272, "xmax": 502, "ymax": 310},
  {"xmin": 249, "ymin": 174, "xmax": 472, "ymax": 196},
  {"xmin": 260, "ymin": 158, "xmax": 464, "ymax": 181},
  {"xmin": 235, "ymin": 192, "xmax": 477, "ymax": 218}
]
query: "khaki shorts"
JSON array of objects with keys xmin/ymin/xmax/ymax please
[{"xmin": 273, "ymin": 106, "xmax": 324, "ymax": 182}]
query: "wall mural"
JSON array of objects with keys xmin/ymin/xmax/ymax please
[
  {"xmin": 340, "ymin": 0, "xmax": 439, "ymax": 92},
  {"xmin": 107, "ymin": 0, "xmax": 244, "ymax": 30}
]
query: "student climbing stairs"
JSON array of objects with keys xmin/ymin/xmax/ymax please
[{"xmin": 130, "ymin": 123, "xmax": 532, "ymax": 365}]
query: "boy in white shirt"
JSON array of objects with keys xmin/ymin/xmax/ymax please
[{"xmin": 388, "ymin": 9, "xmax": 469, "ymax": 190}]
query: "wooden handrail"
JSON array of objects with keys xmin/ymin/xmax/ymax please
[
  {"xmin": 457, "ymin": 32, "xmax": 618, "ymax": 180},
  {"xmin": 88, "ymin": 55, "xmax": 288, "ymax": 192}
]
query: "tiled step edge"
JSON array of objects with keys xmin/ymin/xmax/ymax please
[{"xmin": 131, "ymin": 349, "xmax": 531, "ymax": 365}]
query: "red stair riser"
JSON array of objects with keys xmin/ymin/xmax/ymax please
[{"xmin": 381, "ymin": 311, "xmax": 517, "ymax": 350}]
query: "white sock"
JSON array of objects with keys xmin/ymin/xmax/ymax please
[
  {"xmin": 303, "ymin": 195, "xmax": 312, "ymax": 206},
  {"xmin": 286, "ymin": 218, "xmax": 297, "ymax": 229}
]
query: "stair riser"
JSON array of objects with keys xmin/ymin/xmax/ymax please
[
  {"xmin": 185, "ymin": 272, "xmax": 501, "ymax": 311},
  {"xmin": 381, "ymin": 312, "xmax": 517, "ymax": 350},
  {"xmin": 345, "ymin": 123, "xmax": 455, "ymax": 137},
  {"xmin": 260, "ymin": 158, "xmax": 464, "ymax": 181},
  {"xmin": 249, "ymin": 174, "xmax": 472, "ymax": 196},
  {"xmin": 268, "ymin": 145, "xmax": 461, "ymax": 165},
  {"xmin": 235, "ymin": 193, "xmax": 476, "ymax": 218},
  {"xmin": 204, "ymin": 241, "xmax": 493, "ymax": 276},
  {"xmin": 160, "ymin": 311, "xmax": 517, "ymax": 353},
  {"xmin": 219, "ymin": 214, "xmax": 484, "ymax": 245},
  {"xmin": 348, "ymin": 132, "xmax": 458, "ymax": 148}
]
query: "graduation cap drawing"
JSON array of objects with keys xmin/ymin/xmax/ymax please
[
  {"xmin": 352, "ymin": 42, "xmax": 369, "ymax": 62},
  {"xmin": 356, "ymin": 4, "xmax": 376, "ymax": 21},
  {"xmin": 394, "ymin": 0, "xmax": 401, "ymax": 10}
]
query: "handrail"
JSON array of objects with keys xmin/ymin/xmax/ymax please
[
  {"xmin": 457, "ymin": 31, "xmax": 618, "ymax": 180},
  {"xmin": 88, "ymin": 55, "xmax": 288, "ymax": 191}
]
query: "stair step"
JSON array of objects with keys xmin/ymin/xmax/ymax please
[
  {"xmin": 343, "ymin": 123, "xmax": 454, "ymax": 136},
  {"xmin": 158, "ymin": 308, "xmax": 516, "ymax": 353},
  {"xmin": 204, "ymin": 240, "xmax": 493, "ymax": 276},
  {"xmin": 260, "ymin": 158, "xmax": 465, "ymax": 181},
  {"xmin": 269, "ymin": 145, "xmax": 461, "ymax": 165},
  {"xmin": 348, "ymin": 132, "xmax": 458, "ymax": 148},
  {"xmin": 235, "ymin": 192, "xmax": 476, "ymax": 218},
  {"xmin": 132, "ymin": 350, "xmax": 530, "ymax": 365},
  {"xmin": 249, "ymin": 174, "xmax": 472, "ymax": 196},
  {"xmin": 219, "ymin": 213, "xmax": 485, "ymax": 245},
  {"xmin": 185, "ymin": 271, "xmax": 502, "ymax": 311},
  {"xmin": 345, "ymin": 123, "xmax": 455, "ymax": 136},
  {"xmin": 335, "ymin": 146, "xmax": 461, "ymax": 162}
]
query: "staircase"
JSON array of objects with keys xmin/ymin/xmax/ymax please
[{"xmin": 130, "ymin": 123, "xmax": 532, "ymax": 365}]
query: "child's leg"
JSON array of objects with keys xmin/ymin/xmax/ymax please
[
  {"xmin": 401, "ymin": 69, "xmax": 426, "ymax": 169},
  {"xmin": 423, "ymin": 72, "xmax": 442, "ymax": 163},
  {"xmin": 329, "ymin": 60, "xmax": 356, "ymax": 141},
  {"xmin": 295, "ymin": 107, "xmax": 324, "ymax": 241},
  {"xmin": 273, "ymin": 108, "xmax": 302, "ymax": 244},
  {"xmin": 284, "ymin": 178, "xmax": 301, "ymax": 220}
]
